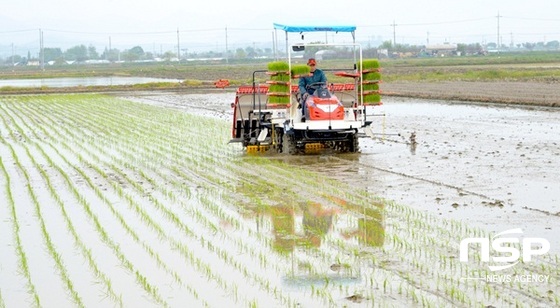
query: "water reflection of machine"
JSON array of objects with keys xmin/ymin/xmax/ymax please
[
  {"xmin": 267, "ymin": 198, "xmax": 385, "ymax": 289},
  {"xmin": 270, "ymin": 202, "xmax": 338, "ymax": 254}
]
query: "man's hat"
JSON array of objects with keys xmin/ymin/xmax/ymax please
[{"xmin": 307, "ymin": 58, "xmax": 316, "ymax": 66}]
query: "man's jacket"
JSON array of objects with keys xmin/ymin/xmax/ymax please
[{"xmin": 299, "ymin": 69, "xmax": 327, "ymax": 95}]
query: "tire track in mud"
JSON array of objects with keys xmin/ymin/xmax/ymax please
[{"xmin": 329, "ymin": 152, "xmax": 499, "ymax": 201}]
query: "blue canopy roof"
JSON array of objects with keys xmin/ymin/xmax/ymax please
[{"xmin": 273, "ymin": 23, "xmax": 356, "ymax": 33}]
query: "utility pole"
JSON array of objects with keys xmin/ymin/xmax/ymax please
[
  {"xmin": 510, "ymin": 32, "xmax": 514, "ymax": 48},
  {"xmin": 225, "ymin": 26, "xmax": 229, "ymax": 64},
  {"xmin": 11, "ymin": 43, "xmax": 14, "ymax": 68},
  {"xmin": 390, "ymin": 20, "xmax": 397, "ymax": 48},
  {"xmin": 496, "ymin": 12, "xmax": 501, "ymax": 50},
  {"xmin": 427, "ymin": 31, "xmax": 430, "ymax": 45},
  {"xmin": 39, "ymin": 29, "xmax": 44, "ymax": 70},
  {"xmin": 273, "ymin": 29, "xmax": 278, "ymax": 60},
  {"xmin": 177, "ymin": 28, "xmax": 181, "ymax": 61}
]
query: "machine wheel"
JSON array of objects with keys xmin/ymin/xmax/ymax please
[
  {"xmin": 284, "ymin": 133, "xmax": 300, "ymax": 155},
  {"xmin": 333, "ymin": 132, "xmax": 358, "ymax": 153},
  {"xmin": 274, "ymin": 127, "xmax": 284, "ymax": 153},
  {"xmin": 348, "ymin": 132, "xmax": 359, "ymax": 153}
]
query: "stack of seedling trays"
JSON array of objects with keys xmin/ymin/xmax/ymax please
[
  {"xmin": 266, "ymin": 61, "xmax": 291, "ymax": 107},
  {"xmin": 291, "ymin": 64, "xmax": 311, "ymax": 101},
  {"xmin": 358, "ymin": 59, "xmax": 382, "ymax": 105},
  {"xmin": 290, "ymin": 64, "xmax": 311, "ymax": 79}
]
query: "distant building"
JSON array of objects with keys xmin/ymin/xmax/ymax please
[{"xmin": 424, "ymin": 43, "xmax": 457, "ymax": 56}]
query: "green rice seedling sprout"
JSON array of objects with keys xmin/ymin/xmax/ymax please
[
  {"xmin": 291, "ymin": 64, "xmax": 310, "ymax": 77},
  {"xmin": 267, "ymin": 61, "xmax": 289, "ymax": 72}
]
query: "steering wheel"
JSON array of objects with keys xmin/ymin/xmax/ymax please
[{"xmin": 306, "ymin": 82, "xmax": 326, "ymax": 90}]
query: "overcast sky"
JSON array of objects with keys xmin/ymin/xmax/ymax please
[{"xmin": 2, "ymin": 0, "xmax": 560, "ymax": 54}]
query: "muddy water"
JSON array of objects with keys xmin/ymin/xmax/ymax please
[{"xmin": 124, "ymin": 92, "xmax": 560, "ymax": 254}]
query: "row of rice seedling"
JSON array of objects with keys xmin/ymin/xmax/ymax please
[
  {"xmin": 13, "ymin": 98, "xmax": 218, "ymax": 306},
  {"xmin": 0, "ymin": 103, "xmax": 124, "ymax": 307},
  {"xmin": 12, "ymin": 97, "xmax": 217, "ymax": 307},
  {"xmin": 0, "ymin": 110, "xmax": 47, "ymax": 308},
  {"xmin": 54, "ymin": 97, "xmax": 312, "ymax": 306},
  {"xmin": 24, "ymin": 95, "xmax": 302, "ymax": 306},
  {"xmin": 0, "ymin": 101, "xmax": 160, "ymax": 307},
  {"xmin": 3, "ymin": 102, "xmax": 140, "ymax": 307}
]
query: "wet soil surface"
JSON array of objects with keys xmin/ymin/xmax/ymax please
[
  {"xmin": 123, "ymin": 91, "xmax": 560, "ymax": 253},
  {"xmin": 383, "ymin": 81, "xmax": 560, "ymax": 107}
]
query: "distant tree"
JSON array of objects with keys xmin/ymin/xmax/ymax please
[
  {"xmin": 235, "ymin": 48, "xmax": 246, "ymax": 59},
  {"xmin": 121, "ymin": 46, "xmax": 144, "ymax": 61},
  {"xmin": 42, "ymin": 48, "xmax": 63, "ymax": 62},
  {"xmin": 123, "ymin": 46, "xmax": 145, "ymax": 61},
  {"xmin": 4, "ymin": 54, "xmax": 22, "ymax": 65},
  {"xmin": 464, "ymin": 43, "xmax": 484, "ymax": 55},
  {"xmin": 129, "ymin": 46, "xmax": 144, "ymax": 56},
  {"xmin": 546, "ymin": 40, "xmax": 560, "ymax": 50},
  {"xmin": 523, "ymin": 42, "xmax": 536, "ymax": 51},
  {"xmin": 456, "ymin": 43, "xmax": 467, "ymax": 55},
  {"xmin": 379, "ymin": 40, "xmax": 393, "ymax": 50},
  {"xmin": 393, "ymin": 43, "xmax": 421, "ymax": 53},
  {"xmin": 244, "ymin": 46, "xmax": 256, "ymax": 58},
  {"xmin": 88, "ymin": 45, "xmax": 99, "ymax": 60},
  {"xmin": 101, "ymin": 48, "xmax": 120, "ymax": 62},
  {"xmin": 162, "ymin": 51, "xmax": 176, "ymax": 61},
  {"xmin": 65, "ymin": 45, "xmax": 88, "ymax": 61}
]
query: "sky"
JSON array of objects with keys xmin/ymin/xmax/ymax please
[{"xmin": 1, "ymin": 0, "xmax": 560, "ymax": 56}]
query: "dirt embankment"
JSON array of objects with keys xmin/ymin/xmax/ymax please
[
  {"xmin": 382, "ymin": 81, "xmax": 560, "ymax": 107},
  {"xmin": 2, "ymin": 80, "xmax": 558, "ymax": 108}
]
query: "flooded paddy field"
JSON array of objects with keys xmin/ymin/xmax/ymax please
[
  {"xmin": 0, "ymin": 93, "xmax": 558, "ymax": 307},
  {"xmin": 127, "ymin": 91, "xmax": 560, "ymax": 250}
]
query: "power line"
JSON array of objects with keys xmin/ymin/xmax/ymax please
[
  {"xmin": 0, "ymin": 29, "xmax": 38, "ymax": 34},
  {"xmin": 502, "ymin": 16, "xmax": 560, "ymax": 22},
  {"xmin": 359, "ymin": 17, "xmax": 494, "ymax": 28}
]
